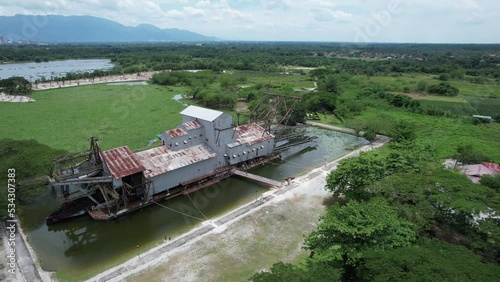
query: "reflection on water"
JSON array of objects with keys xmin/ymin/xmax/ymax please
[{"xmin": 20, "ymin": 128, "xmax": 367, "ymax": 277}]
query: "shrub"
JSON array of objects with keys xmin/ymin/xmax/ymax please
[
  {"xmin": 427, "ymin": 82, "xmax": 459, "ymax": 96},
  {"xmin": 480, "ymin": 174, "xmax": 500, "ymax": 192},
  {"xmin": 363, "ymin": 129, "xmax": 377, "ymax": 142},
  {"xmin": 438, "ymin": 74, "xmax": 450, "ymax": 81},
  {"xmin": 454, "ymin": 144, "xmax": 490, "ymax": 164},
  {"xmin": 416, "ymin": 81, "xmax": 427, "ymax": 92}
]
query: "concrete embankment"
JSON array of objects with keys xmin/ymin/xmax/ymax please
[{"xmin": 86, "ymin": 130, "xmax": 390, "ymax": 282}]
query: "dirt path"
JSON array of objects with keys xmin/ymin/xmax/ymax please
[
  {"xmin": 0, "ymin": 92, "xmax": 35, "ymax": 102},
  {"xmin": 32, "ymin": 71, "xmax": 160, "ymax": 91},
  {"xmin": 85, "ymin": 131, "xmax": 390, "ymax": 282}
]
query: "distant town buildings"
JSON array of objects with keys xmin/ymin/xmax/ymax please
[{"xmin": 0, "ymin": 35, "xmax": 37, "ymax": 45}]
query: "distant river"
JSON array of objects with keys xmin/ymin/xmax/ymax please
[{"xmin": 0, "ymin": 59, "xmax": 114, "ymax": 82}]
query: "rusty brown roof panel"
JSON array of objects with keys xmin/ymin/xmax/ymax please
[
  {"xmin": 182, "ymin": 120, "xmax": 202, "ymax": 130},
  {"xmin": 166, "ymin": 127, "xmax": 188, "ymax": 138},
  {"xmin": 230, "ymin": 123, "xmax": 274, "ymax": 147},
  {"xmin": 100, "ymin": 146, "xmax": 145, "ymax": 179},
  {"xmin": 135, "ymin": 144, "xmax": 216, "ymax": 178}
]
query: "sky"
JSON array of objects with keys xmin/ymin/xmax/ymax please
[{"xmin": 0, "ymin": 0, "xmax": 499, "ymax": 43}]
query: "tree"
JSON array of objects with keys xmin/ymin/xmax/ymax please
[
  {"xmin": 363, "ymin": 129, "xmax": 376, "ymax": 143},
  {"xmin": 304, "ymin": 198, "xmax": 416, "ymax": 265},
  {"xmin": 344, "ymin": 119, "xmax": 365, "ymax": 137},
  {"xmin": 357, "ymin": 239, "xmax": 500, "ymax": 282},
  {"xmin": 454, "ymin": 144, "xmax": 489, "ymax": 164},
  {"xmin": 318, "ymin": 76, "xmax": 339, "ymax": 94},
  {"xmin": 0, "ymin": 77, "xmax": 32, "ymax": 95},
  {"xmin": 371, "ymin": 168, "xmax": 500, "ymax": 237},
  {"xmin": 251, "ymin": 261, "xmax": 342, "ymax": 282},
  {"xmin": 416, "ymin": 80, "xmax": 427, "ymax": 92},
  {"xmin": 438, "ymin": 73, "xmax": 450, "ymax": 81},
  {"xmin": 427, "ymin": 82, "xmax": 459, "ymax": 96},
  {"xmin": 451, "ymin": 68, "xmax": 465, "ymax": 80},
  {"xmin": 390, "ymin": 120, "xmax": 415, "ymax": 143},
  {"xmin": 493, "ymin": 114, "xmax": 500, "ymax": 123},
  {"xmin": 304, "ymin": 91, "xmax": 336, "ymax": 113},
  {"xmin": 326, "ymin": 152, "xmax": 387, "ymax": 200}
]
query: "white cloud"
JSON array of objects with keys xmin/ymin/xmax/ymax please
[
  {"xmin": 0, "ymin": 0, "xmax": 498, "ymax": 42},
  {"xmin": 195, "ymin": 0, "xmax": 211, "ymax": 8},
  {"xmin": 166, "ymin": 9, "xmax": 183, "ymax": 18},
  {"xmin": 261, "ymin": 0, "xmax": 292, "ymax": 10},
  {"xmin": 183, "ymin": 7, "xmax": 206, "ymax": 17},
  {"xmin": 311, "ymin": 8, "xmax": 353, "ymax": 22}
]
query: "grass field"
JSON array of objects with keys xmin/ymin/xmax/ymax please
[
  {"xmin": 0, "ymin": 84, "xmax": 190, "ymax": 153},
  {"xmin": 352, "ymin": 108, "xmax": 500, "ymax": 161},
  {"xmin": 232, "ymin": 70, "xmax": 315, "ymax": 89},
  {"xmin": 360, "ymin": 73, "xmax": 500, "ymax": 98}
]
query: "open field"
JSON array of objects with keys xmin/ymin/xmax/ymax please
[
  {"xmin": 352, "ymin": 108, "xmax": 500, "ymax": 161},
  {"xmin": 232, "ymin": 70, "xmax": 315, "ymax": 89},
  {"xmin": 360, "ymin": 74, "xmax": 500, "ymax": 98},
  {"xmin": 0, "ymin": 84, "xmax": 190, "ymax": 152},
  {"xmin": 387, "ymin": 91, "xmax": 468, "ymax": 102}
]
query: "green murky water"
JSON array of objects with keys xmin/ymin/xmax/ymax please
[{"xmin": 20, "ymin": 127, "xmax": 367, "ymax": 278}]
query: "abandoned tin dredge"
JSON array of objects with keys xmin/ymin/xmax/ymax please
[{"xmin": 47, "ymin": 94, "xmax": 317, "ymax": 224}]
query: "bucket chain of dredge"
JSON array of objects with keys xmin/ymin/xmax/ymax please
[{"xmin": 238, "ymin": 93, "xmax": 302, "ymax": 137}]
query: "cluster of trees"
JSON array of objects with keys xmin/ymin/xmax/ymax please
[
  {"xmin": 427, "ymin": 82, "xmax": 460, "ymax": 96},
  {"xmin": 0, "ymin": 139, "xmax": 66, "ymax": 216},
  {"xmin": 151, "ymin": 71, "xmax": 238, "ymax": 109},
  {"xmin": 253, "ymin": 135, "xmax": 500, "ymax": 281},
  {"xmin": 2, "ymin": 43, "xmax": 499, "ymax": 82},
  {"xmin": 0, "ymin": 77, "xmax": 32, "ymax": 95}
]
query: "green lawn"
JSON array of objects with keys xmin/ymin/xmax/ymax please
[{"xmin": 0, "ymin": 84, "xmax": 190, "ymax": 153}]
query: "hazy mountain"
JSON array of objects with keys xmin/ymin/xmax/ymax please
[{"xmin": 0, "ymin": 14, "xmax": 218, "ymax": 43}]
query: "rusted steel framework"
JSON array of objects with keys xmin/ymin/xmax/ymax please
[
  {"xmin": 52, "ymin": 137, "xmax": 102, "ymax": 182},
  {"xmin": 238, "ymin": 93, "xmax": 315, "ymax": 148},
  {"xmin": 244, "ymin": 93, "xmax": 302, "ymax": 135},
  {"xmin": 47, "ymin": 103, "xmax": 317, "ymax": 224}
]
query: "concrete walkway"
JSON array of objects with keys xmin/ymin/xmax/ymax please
[
  {"xmin": 305, "ymin": 121, "xmax": 359, "ymax": 136},
  {"xmin": 1, "ymin": 220, "xmax": 42, "ymax": 282}
]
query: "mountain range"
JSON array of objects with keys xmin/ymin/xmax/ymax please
[{"xmin": 0, "ymin": 14, "xmax": 218, "ymax": 43}]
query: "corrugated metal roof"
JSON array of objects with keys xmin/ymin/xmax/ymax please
[
  {"xmin": 166, "ymin": 127, "xmax": 188, "ymax": 138},
  {"xmin": 183, "ymin": 120, "xmax": 202, "ymax": 130},
  {"xmin": 482, "ymin": 162, "xmax": 500, "ymax": 172},
  {"xmin": 462, "ymin": 164, "xmax": 496, "ymax": 177},
  {"xmin": 100, "ymin": 146, "xmax": 145, "ymax": 179},
  {"xmin": 229, "ymin": 123, "xmax": 274, "ymax": 147},
  {"xmin": 135, "ymin": 144, "xmax": 216, "ymax": 178},
  {"xmin": 181, "ymin": 105, "xmax": 223, "ymax": 122}
]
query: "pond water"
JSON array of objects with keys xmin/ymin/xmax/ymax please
[
  {"xmin": 172, "ymin": 94, "xmax": 189, "ymax": 106},
  {"xmin": 0, "ymin": 59, "xmax": 114, "ymax": 82},
  {"xmin": 20, "ymin": 127, "xmax": 367, "ymax": 278}
]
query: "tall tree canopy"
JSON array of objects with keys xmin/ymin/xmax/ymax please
[{"xmin": 0, "ymin": 76, "xmax": 32, "ymax": 95}]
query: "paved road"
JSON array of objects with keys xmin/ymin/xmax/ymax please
[{"xmin": 305, "ymin": 121, "xmax": 359, "ymax": 136}]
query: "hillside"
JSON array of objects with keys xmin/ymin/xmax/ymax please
[{"xmin": 0, "ymin": 14, "xmax": 218, "ymax": 43}]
